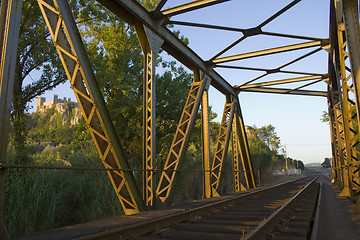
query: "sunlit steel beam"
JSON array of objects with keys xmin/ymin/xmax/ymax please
[
  {"xmin": 238, "ymin": 75, "xmax": 326, "ymax": 89},
  {"xmin": 238, "ymin": 87, "xmax": 328, "ymax": 97},
  {"xmin": 39, "ymin": 0, "xmax": 146, "ymax": 214},
  {"xmin": 161, "ymin": 0, "xmax": 230, "ymax": 17},
  {"xmin": 228, "ymin": 47, "xmax": 324, "ymax": 88},
  {"xmin": 342, "ymin": 0, "xmax": 360, "ymax": 135},
  {"xmin": 213, "ymin": 40, "xmax": 328, "ymax": 64}
]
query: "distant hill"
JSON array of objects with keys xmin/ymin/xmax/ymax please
[{"xmin": 305, "ymin": 163, "xmax": 322, "ymax": 167}]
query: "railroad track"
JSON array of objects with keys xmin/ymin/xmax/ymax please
[{"xmin": 77, "ymin": 175, "xmax": 320, "ymax": 240}]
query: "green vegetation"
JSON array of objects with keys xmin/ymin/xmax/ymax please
[{"xmin": 322, "ymin": 158, "xmax": 332, "ymax": 168}]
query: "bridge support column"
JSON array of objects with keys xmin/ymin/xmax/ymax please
[
  {"xmin": 135, "ymin": 23, "xmax": 163, "ymax": 207},
  {"xmin": 0, "ymin": 0, "xmax": 23, "ymax": 239},
  {"xmin": 327, "ymin": 90, "xmax": 341, "ymax": 184},
  {"xmin": 342, "ymin": 0, "xmax": 360, "ymax": 195},
  {"xmin": 231, "ymin": 119, "xmax": 242, "ymax": 192},
  {"xmin": 210, "ymin": 95, "xmax": 235, "ymax": 197},
  {"xmin": 201, "ymin": 78, "xmax": 212, "ymax": 198},
  {"xmin": 329, "ymin": 0, "xmax": 360, "ymax": 197},
  {"xmin": 156, "ymin": 69, "xmax": 210, "ymax": 203},
  {"xmin": 37, "ymin": 0, "xmax": 145, "ymax": 214}
]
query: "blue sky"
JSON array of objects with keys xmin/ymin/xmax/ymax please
[{"xmin": 29, "ymin": 0, "xmax": 332, "ymax": 164}]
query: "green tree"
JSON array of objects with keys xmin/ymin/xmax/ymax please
[
  {"xmin": 75, "ymin": 1, "xmax": 197, "ymax": 168},
  {"xmin": 322, "ymin": 158, "xmax": 331, "ymax": 168},
  {"xmin": 321, "ymin": 111, "xmax": 329, "ymax": 122},
  {"xmin": 253, "ymin": 124, "xmax": 281, "ymax": 153},
  {"xmin": 10, "ymin": 0, "xmax": 66, "ymax": 164}
]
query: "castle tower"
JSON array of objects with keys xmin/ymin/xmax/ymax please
[
  {"xmin": 36, "ymin": 97, "xmax": 45, "ymax": 112},
  {"xmin": 53, "ymin": 95, "xmax": 58, "ymax": 104}
]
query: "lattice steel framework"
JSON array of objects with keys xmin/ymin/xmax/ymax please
[
  {"xmin": 156, "ymin": 69, "xmax": 209, "ymax": 202},
  {"xmin": 231, "ymin": 120, "xmax": 242, "ymax": 192},
  {"xmin": 329, "ymin": 0, "xmax": 360, "ymax": 197},
  {"xmin": 37, "ymin": 0, "xmax": 145, "ymax": 214},
  {"xmin": 135, "ymin": 23, "xmax": 163, "ymax": 207},
  {"xmin": 1, "ymin": 1, "xmax": 360, "ymax": 235},
  {"xmin": 210, "ymin": 95, "xmax": 235, "ymax": 197}
]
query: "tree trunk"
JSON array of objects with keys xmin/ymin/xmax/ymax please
[{"xmin": 10, "ymin": 70, "xmax": 28, "ymax": 165}]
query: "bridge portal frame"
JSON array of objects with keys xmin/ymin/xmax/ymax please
[{"xmin": 2, "ymin": 0, "xmax": 360, "ymax": 236}]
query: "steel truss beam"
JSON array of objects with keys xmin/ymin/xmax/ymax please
[
  {"xmin": 0, "ymin": 1, "xmax": 23, "ymax": 238},
  {"xmin": 231, "ymin": 120, "xmax": 242, "ymax": 192},
  {"xmin": 156, "ymin": 70, "xmax": 210, "ymax": 203},
  {"xmin": 135, "ymin": 23, "xmax": 163, "ymax": 207},
  {"xmin": 209, "ymin": 0, "xmax": 303, "ymax": 60},
  {"xmin": 238, "ymin": 75, "xmax": 326, "ymax": 89},
  {"xmin": 239, "ymin": 87, "xmax": 328, "ymax": 97},
  {"xmin": 328, "ymin": 0, "xmax": 360, "ymax": 197},
  {"xmin": 342, "ymin": 0, "xmax": 360, "ymax": 195},
  {"xmin": 233, "ymin": 98, "xmax": 256, "ymax": 189},
  {"xmin": 161, "ymin": 0, "xmax": 230, "ymax": 17},
  {"xmin": 213, "ymin": 40, "xmax": 328, "ymax": 64},
  {"xmin": 168, "ymin": 20, "xmax": 322, "ymax": 42},
  {"xmin": 210, "ymin": 95, "xmax": 235, "ymax": 197},
  {"xmin": 37, "ymin": 0, "xmax": 145, "ymax": 214},
  {"xmin": 96, "ymin": 0, "xmax": 236, "ymax": 97},
  {"xmin": 327, "ymin": 89, "xmax": 341, "ymax": 183}
]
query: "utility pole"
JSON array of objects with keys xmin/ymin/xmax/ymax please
[{"xmin": 285, "ymin": 145, "xmax": 288, "ymax": 175}]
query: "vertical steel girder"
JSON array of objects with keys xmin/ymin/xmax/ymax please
[
  {"xmin": 37, "ymin": 0, "xmax": 145, "ymax": 214},
  {"xmin": 210, "ymin": 95, "xmax": 235, "ymax": 197},
  {"xmin": 233, "ymin": 98, "xmax": 256, "ymax": 189},
  {"xmin": 156, "ymin": 69, "xmax": 209, "ymax": 203},
  {"xmin": 201, "ymin": 80, "xmax": 212, "ymax": 198},
  {"xmin": 231, "ymin": 121, "xmax": 243, "ymax": 192},
  {"xmin": 342, "ymin": 0, "xmax": 360, "ymax": 192},
  {"xmin": 327, "ymin": 91, "xmax": 341, "ymax": 182},
  {"xmin": 0, "ymin": 1, "xmax": 23, "ymax": 238},
  {"xmin": 328, "ymin": 0, "xmax": 360, "ymax": 196},
  {"xmin": 135, "ymin": 23, "xmax": 163, "ymax": 207}
]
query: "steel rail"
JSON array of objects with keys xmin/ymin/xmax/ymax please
[
  {"xmin": 244, "ymin": 175, "xmax": 319, "ymax": 239},
  {"xmin": 75, "ymin": 176, "xmax": 315, "ymax": 240},
  {"xmin": 310, "ymin": 182, "xmax": 323, "ymax": 240}
]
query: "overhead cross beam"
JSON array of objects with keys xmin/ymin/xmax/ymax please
[
  {"xmin": 238, "ymin": 75, "xmax": 327, "ymax": 89},
  {"xmin": 161, "ymin": 0, "xmax": 230, "ymax": 17},
  {"xmin": 168, "ymin": 20, "xmax": 322, "ymax": 42},
  {"xmin": 213, "ymin": 40, "xmax": 328, "ymax": 64},
  {"xmin": 239, "ymin": 87, "xmax": 328, "ymax": 97},
  {"xmin": 97, "ymin": 0, "xmax": 236, "ymax": 96}
]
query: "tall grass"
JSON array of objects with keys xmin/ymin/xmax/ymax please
[{"xmin": 4, "ymin": 145, "xmax": 123, "ymax": 237}]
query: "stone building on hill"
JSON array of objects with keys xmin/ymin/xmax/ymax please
[
  {"xmin": 36, "ymin": 95, "xmax": 82, "ymax": 126},
  {"xmin": 36, "ymin": 95, "xmax": 79, "ymax": 113}
]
